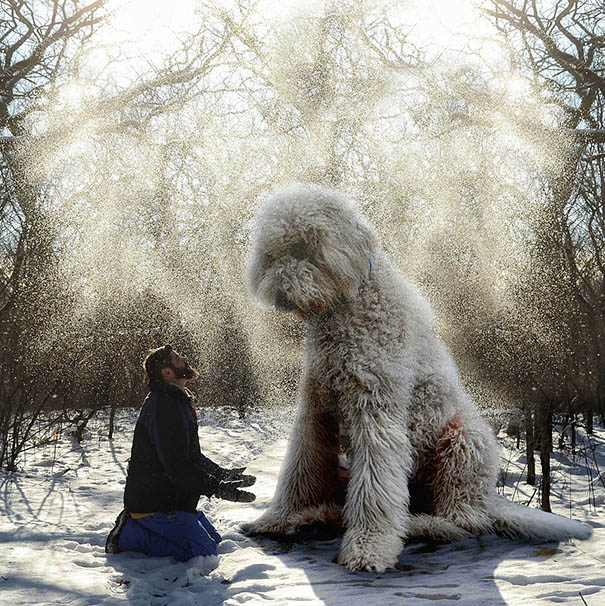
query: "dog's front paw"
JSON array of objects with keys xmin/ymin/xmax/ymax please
[
  {"xmin": 337, "ymin": 528, "xmax": 403, "ymax": 572},
  {"xmin": 240, "ymin": 510, "xmax": 298, "ymax": 536}
]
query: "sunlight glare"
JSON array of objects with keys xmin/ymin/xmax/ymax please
[
  {"xmin": 397, "ymin": 0, "xmax": 506, "ymax": 71},
  {"xmin": 104, "ymin": 0, "xmax": 198, "ymax": 51}
]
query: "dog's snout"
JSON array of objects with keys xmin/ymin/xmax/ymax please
[{"xmin": 275, "ymin": 290, "xmax": 295, "ymax": 312}]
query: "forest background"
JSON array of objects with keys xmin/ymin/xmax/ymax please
[{"xmin": 0, "ymin": 0, "xmax": 603, "ymax": 512}]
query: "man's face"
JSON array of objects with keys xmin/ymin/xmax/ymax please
[{"xmin": 165, "ymin": 351, "xmax": 198, "ymax": 381}]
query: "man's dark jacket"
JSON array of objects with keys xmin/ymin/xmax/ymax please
[{"xmin": 124, "ymin": 380, "xmax": 223, "ymax": 513}]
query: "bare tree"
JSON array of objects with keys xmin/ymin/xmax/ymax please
[
  {"xmin": 484, "ymin": 0, "xmax": 604, "ymax": 409},
  {"xmin": 0, "ymin": 0, "xmax": 242, "ymax": 468},
  {"xmin": 480, "ymin": 0, "xmax": 604, "ymax": 507}
]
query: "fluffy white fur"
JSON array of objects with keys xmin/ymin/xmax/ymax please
[{"xmin": 244, "ymin": 183, "xmax": 592, "ymax": 572}]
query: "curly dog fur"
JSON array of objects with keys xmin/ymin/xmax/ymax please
[{"xmin": 244, "ymin": 183, "xmax": 591, "ymax": 572}]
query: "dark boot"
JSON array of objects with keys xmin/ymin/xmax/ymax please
[{"xmin": 105, "ymin": 509, "xmax": 130, "ymax": 554}]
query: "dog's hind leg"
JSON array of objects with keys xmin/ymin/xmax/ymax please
[
  {"xmin": 407, "ymin": 513, "xmax": 472, "ymax": 541},
  {"xmin": 428, "ymin": 411, "xmax": 499, "ymax": 537},
  {"xmin": 411, "ymin": 412, "xmax": 592, "ymax": 544}
]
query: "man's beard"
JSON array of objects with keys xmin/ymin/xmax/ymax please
[{"xmin": 170, "ymin": 362, "xmax": 198, "ymax": 380}]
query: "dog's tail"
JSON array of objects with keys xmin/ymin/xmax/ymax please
[
  {"xmin": 407, "ymin": 497, "xmax": 592, "ymax": 543},
  {"xmin": 488, "ymin": 495, "xmax": 592, "ymax": 541}
]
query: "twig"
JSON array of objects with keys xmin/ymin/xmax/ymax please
[
  {"xmin": 590, "ymin": 440, "xmax": 605, "ymax": 489},
  {"xmin": 526, "ymin": 487, "xmax": 538, "ymax": 507},
  {"xmin": 512, "ymin": 460, "xmax": 527, "ymax": 503},
  {"xmin": 580, "ymin": 441, "xmax": 596, "ymax": 511}
]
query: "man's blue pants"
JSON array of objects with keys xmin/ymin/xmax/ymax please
[{"xmin": 118, "ymin": 511, "xmax": 221, "ymax": 561}]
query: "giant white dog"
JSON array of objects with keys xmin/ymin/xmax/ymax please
[{"xmin": 245, "ymin": 183, "xmax": 591, "ymax": 572}]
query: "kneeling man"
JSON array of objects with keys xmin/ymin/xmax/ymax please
[{"xmin": 106, "ymin": 344, "xmax": 255, "ymax": 561}]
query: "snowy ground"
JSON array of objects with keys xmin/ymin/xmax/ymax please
[{"xmin": 1, "ymin": 407, "xmax": 604, "ymax": 606}]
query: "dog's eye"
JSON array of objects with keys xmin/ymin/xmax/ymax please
[{"xmin": 291, "ymin": 241, "xmax": 310, "ymax": 260}]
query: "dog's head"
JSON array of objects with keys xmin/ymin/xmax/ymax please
[{"xmin": 247, "ymin": 183, "xmax": 379, "ymax": 318}]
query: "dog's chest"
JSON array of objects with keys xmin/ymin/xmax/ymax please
[
  {"xmin": 326, "ymin": 390, "xmax": 352, "ymax": 454},
  {"xmin": 308, "ymin": 321, "xmax": 367, "ymax": 393},
  {"xmin": 308, "ymin": 307, "xmax": 405, "ymax": 400}
]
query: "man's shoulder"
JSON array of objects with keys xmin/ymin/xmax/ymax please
[
  {"xmin": 140, "ymin": 384, "xmax": 189, "ymax": 420},
  {"xmin": 142, "ymin": 389, "xmax": 177, "ymax": 412}
]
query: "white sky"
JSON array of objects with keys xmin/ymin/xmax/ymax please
[
  {"xmin": 69, "ymin": 0, "xmax": 507, "ymax": 112},
  {"xmin": 103, "ymin": 0, "xmax": 494, "ymax": 59}
]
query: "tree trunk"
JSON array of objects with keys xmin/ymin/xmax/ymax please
[
  {"xmin": 525, "ymin": 405, "xmax": 536, "ymax": 486},
  {"xmin": 585, "ymin": 408, "xmax": 593, "ymax": 434},
  {"xmin": 538, "ymin": 401, "xmax": 552, "ymax": 512},
  {"xmin": 108, "ymin": 404, "xmax": 116, "ymax": 440},
  {"xmin": 558, "ymin": 411, "xmax": 570, "ymax": 450}
]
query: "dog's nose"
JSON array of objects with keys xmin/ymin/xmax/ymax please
[{"xmin": 275, "ymin": 290, "xmax": 295, "ymax": 312}]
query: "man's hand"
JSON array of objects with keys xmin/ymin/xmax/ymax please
[
  {"xmin": 215, "ymin": 479, "xmax": 256, "ymax": 503},
  {"xmin": 221, "ymin": 466, "xmax": 256, "ymax": 488},
  {"xmin": 213, "ymin": 466, "xmax": 256, "ymax": 501}
]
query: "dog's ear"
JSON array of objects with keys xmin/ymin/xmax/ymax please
[
  {"xmin": 354, "ymin": 218, "xmax": 379, "ymax": 258},
  {"xmin": 320, "ymin": 244, "xmax": 360, "ymax": 291}
]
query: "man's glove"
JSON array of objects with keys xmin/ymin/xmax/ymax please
[
  {"xmin": 221, "ymin": 466, "xmax": 256, "ymax": 488},
  {"xmin": 214, "ymin": 479, "xmax": 256, "ymax": 503},
  {"xmin": 212, "ymin": 466, "xmax": 256, "ymax": 502}
]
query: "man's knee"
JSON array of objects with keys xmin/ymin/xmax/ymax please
[
  {"xmin": 117, "ymin": 512, "xmax": 220, "ymax": 561},
  {"xmin": 196, "ymin": 510, "xmax": 222, "ymax": 544}
]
